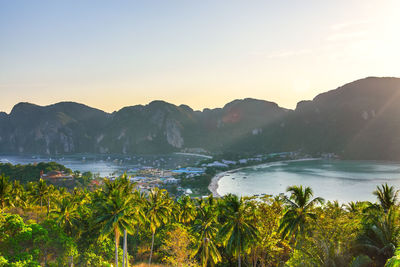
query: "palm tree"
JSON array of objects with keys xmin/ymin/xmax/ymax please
[
  {"xmin": 58, "ymin": 187, "xmax": 68, "ymax": 197},
  {"xmin": 279, "ymin": 185, "xmax": 324, "ymax": 240},
  {"xmin": 145, "ymin": 188, "xmax": 173, "ymax": 265},
  {"xmin": 25, "ymin": 181, "xmax": 36, "ymax": 208},
  {"xmin": 31, "ymin": 178, "xmax": 48, "ymax": 221},
  {"xmin": 103, "ymin": 173, "xmax": 134, "ymax": 197},
  {"xmin": 177, "ymin": 195, "xmax": 196, "ymax": 224},
  {"xmin": 34, "ymin": 178, "xmax": 48, "ymax": 209},
  {"xmin": 373, "ymin": 183, "xmax": 398, "ymax": 213},
  {"xmin": 11, "ymin": 180, "xmax": 27, "ymax": 209},
  {"xmin": 123, "ymin": 189, "xmax": 146, "ymax": 266},
  {"xmin": 357, "ymin": 208, "xmax": 400, "ymax": 265},
  {"xmin": 278, "ymin": 186, "xmax": 324, "ymax": 266},
  {"xmin": 95, "ymin": 189, "xmax": 135, "ymax": 267},
  {"xmin": 53, "ymin": 196, "xmax": 80, "ymax": 235},
  {"xmin": 346, "ymin": 201, "xmax": 359, "ymax": 213},
  {"xmin": 0, "ymin": 174, "xmax": 12, "ymax": 213},
  {"xmin": 45, "ymin": 184, "xmax": 58, "ymax": 217},
  {"xmin": 52, "ymin": 195, "xmax": 81, "ymax": 267},
  {"xmin": 193, "ymin": 195, "xmax": 221, "ymax": 267},
  {"xmin": 218, "ymin": 194, "xmax": 258, "ymax": 267},
  {"xmin": 104, "ymin": 174, "xmax": 139, "ymax": 267},
  {"xmin": 121, "ymin": 188, "xmax": 145, "ymax": 267}
]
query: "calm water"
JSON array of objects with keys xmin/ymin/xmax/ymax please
[
  {"xmin": 0, "ymin": 153, "xmax": 204, "ymax": 177},
  {"xmin": 217, "ymin": 159, "xmax": 400, "ymax": 202}
]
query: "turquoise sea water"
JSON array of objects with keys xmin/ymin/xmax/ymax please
[{"xmin": 217, "ymin": 160, "xmax": 400, "ymax": 202}]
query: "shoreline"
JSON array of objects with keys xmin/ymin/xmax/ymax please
[
  {"xmin": 208, "ymin": 158, "xmax": 322, "ymax": 197},
  {"xmin": 173, "ymin": 152, "xmax": 212, "ymax": 159}
]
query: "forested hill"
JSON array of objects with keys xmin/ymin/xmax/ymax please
[
  {"xmin": 0, "ymin": 162, "xmax": 72, "ymax": 183},
  {"xmin": 1, "ymin": 77, "xmax": 400, "ymax": 160}
]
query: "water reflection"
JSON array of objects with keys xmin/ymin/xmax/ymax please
[{"xmin": 218, "ymin": 160, "xmax": 400, "ymax": 202}]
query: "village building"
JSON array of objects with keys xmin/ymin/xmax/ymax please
[
  {"xmin": 40, "ymin": 170, "xmax": 74, "ymax": 181},
  {"xmin": 40, "ymin": 170, "xmax": 74, "ymax": 187}
]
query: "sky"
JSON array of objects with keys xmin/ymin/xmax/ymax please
[{"xmin": 1, "ymin": 0, "xmax": 400, "ymax": 113}]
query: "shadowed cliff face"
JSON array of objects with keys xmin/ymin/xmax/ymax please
[
  {"xmin": 290, "ymin": 77, "xmax": 400, "ymax": 160},
  {"xmin": 228, "ymin": 77, "xmax": 400, "ymax": 160},
  {"xmin": 1, "ymin": 77, "xmax": 400, "ymax": 160},
  {"xmin": 0, "ymin": 98, "xmax": 287, "ymax": 155},
  {"xmin": 0, "ymin": 102, "xmax": 109, "ymax": 154}
]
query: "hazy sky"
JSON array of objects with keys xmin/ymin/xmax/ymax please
[{"xmin": 1, "ymin": 0, "xmax": 399, "ymax": 113}]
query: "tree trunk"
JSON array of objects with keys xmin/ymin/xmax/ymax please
[
  {"xmin": 37, "ymin": 198, "xmax": 42, "ymax": 222},
  {"xmin": 203, "ymin": 239, "xmax": 207, "ymax": 267},
  {"xmin": 44, "ymin": 248, "xmax": 47, "ymax": 266},
  {"xmin": 253, "ymin": 248, "xmax": 256, "ymax": 267},
  {"xmin": 298, "ymin": 235, "xmax": 304, "ymax": 265},
  {"xmin": 47, "ymin": 197, "xmax": 50, "ymax": 216},
  {"xmin": 70, "ymin": 255, "xmax": 74, "ymax": 267},
  {"xmin": 238, "ymin": 245, "xmax": 241, "ymax": 267},
  {"xmin": 149, "ymin": 230, "xmax": 155, "ymax": 265},
  {"xmin": 123, "ymin": 229, "xmax": 127, "ymax": 267},
  {"xmin": 133, "ymin": 227, "xmax": 140, "ymax": 264},
  {"xmin": 115, "ymin": 228, "xmax": 120, "ymax": 267}
]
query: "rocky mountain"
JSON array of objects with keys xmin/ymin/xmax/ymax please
[
  {"xmin": 0, "ymin": 98, "xmax": 287, "ymax": 155},
  {"xmin": 291, "ymin": 77, "xmax": 400, "ymax": 160},
  {"xmin": 0, "ymin": 102, "xmax": 109, "ymax": 154},
  {"xmin": 229, "ymin": 77, "xmax": 400, "ymax": 160},
  {"xmin": 1, "ymin": 77, "xmax": 400, "ymax": 160}
]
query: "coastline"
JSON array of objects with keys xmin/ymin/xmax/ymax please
[
  {"xmin": 174, "ymin": 152, "xmax": 213, "ymax": 159},
  {"xmin": 208, "ymin": 158, "xmax": 322, "ymax": 197}
]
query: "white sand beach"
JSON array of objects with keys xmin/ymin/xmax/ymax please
[{"xmin": 208, "ymin": 158, "xmax": 321, "ymax": 197}]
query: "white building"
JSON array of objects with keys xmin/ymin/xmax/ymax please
[
  {"xmin": 185, "ymin": 188, "xmax": 193, "ymax": 194},
  {"xmin": 222, "ymin": 160, "xmax": 237, "ymax": 165},
  {"xmin": 163, "ymin": 178, "xmax": 180, "ymax": 184},
  {"xmin": 206, "ymin": 161, "xmax": 228, "ymax": 168}
]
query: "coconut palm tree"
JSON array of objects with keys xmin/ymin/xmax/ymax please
[
  {"xmin": 177, "ymin": 195, "xmax": 196, "ymax": 224},
  {"xmin": 357, "ymin": 208, "xmax": 400, "ymax": 265},
  {"xmin": 45, "ymin": 184, "xmax": 58, "ymax": 217},
  {"xmin": 218, "ymin": 194, "xmax": 258, "ymax": 267},
  {"xmin": 193, "ymin": 195, "xmax": 221, "ymax": 267},
  {"xmin": 52, "ymin": 195, "xmax": 81, "ymax": 267},
  {"xmin": 53, "ymin": 196, "xmax": 80, "ymax": 235},
  {"xmin": 278, "ymin": 186, "xmax": 324, "ymax": 266},
  {"xmin": 58, "ymin": 187, "xmax": 68, "ymax": 197},
  {"xmin": 123, "ymin": 189, "xmax": 145, "ymax": 267},
  {"xmin": 25, "ymin": 181, "xmax": 36, "ymax": 207},
  {"xmin": 11, "ymin": 180, "xmax": 27, "ymax": 209},
  {"xmin": 103, "ymin": 173, "xmax": 134, "ymax": 197},
  {"xmin": 95, "ymin": 189, "xmax": 135, "ymax": 267},
  {"xmin": 120, "ymin": 189, "xmax": 147, "ymax": 267},
  {"xmin": 145, "ymin": 188, "xmax": 173, "ymax": 265},
  {"xmin": 0, "ymin": 174, "xmax": 12, "ymax": 213},
  {"xmin": 103, "ymin": 174, "xmax": 138, "ymax": 267},
  {"xmin": 373, "ymin": 183, "xmax": 398, "ymax": 213},
  {"xmin": 34, "ymin": 178, "xmax": 48, "ymax": 209},
  {"xmin": 279, "ymin": 185, "xmax": 324, "ymax": 240},
  {"xmin": 346, "ymin": 201, "xmax": 359, "ymax": 213}
]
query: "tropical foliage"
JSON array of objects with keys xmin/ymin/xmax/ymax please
[{"xmin": 0, "ymin": 173, "xmax": 400, "ymax": 266}]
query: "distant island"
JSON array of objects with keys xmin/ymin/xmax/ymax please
[{"xmin": 1, "ymin": 77, "xmax": 400, "ymax": 160}]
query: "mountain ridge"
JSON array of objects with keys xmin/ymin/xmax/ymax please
[{"xmin": 1, "ymin": 77, "xmax": 400, "ymax": 159}]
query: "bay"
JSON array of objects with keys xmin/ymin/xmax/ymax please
[{"xmin": 217, "ymin": 159, "xmax": 400, "ymax": 202}]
